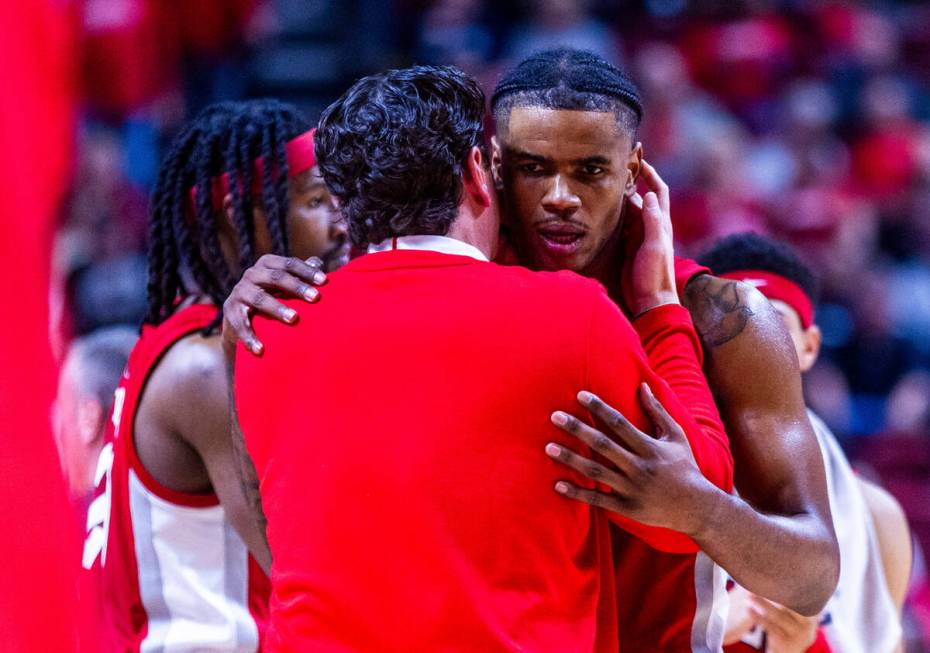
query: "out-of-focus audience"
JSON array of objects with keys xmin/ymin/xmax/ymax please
[
  {"xmin": 54, "ymin": 326, "xmax": 137, "ymax": 504},
  {"xmin": 57, "ymin": 1, "xmax": 930, "ymax": 649}
]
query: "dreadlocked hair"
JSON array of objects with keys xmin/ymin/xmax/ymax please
[{"xmin": 145, "ymin": 99, "xmax": 311, "ymax": 328}]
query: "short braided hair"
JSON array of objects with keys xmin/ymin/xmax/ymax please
[{"xmin": 491, "ymin": 48, "xmax": 643, "ymax": 134}]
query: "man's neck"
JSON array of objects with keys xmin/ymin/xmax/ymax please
[{"xmin": 580, "ymin": 231, "xmax": 628, "ymax": 314}]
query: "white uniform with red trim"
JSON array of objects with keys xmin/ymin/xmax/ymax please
[{"xmin": 82, "ymin": 304, "xmax": 269, "ymax": 652}]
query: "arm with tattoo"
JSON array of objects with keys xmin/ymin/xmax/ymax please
[
  {"xmin": 682, "ymin": 274, "xmax": 839, "ymax": 615},
  {"xmin": 225, "ymin": 348, "xmax": 272, "ymax": 573}
]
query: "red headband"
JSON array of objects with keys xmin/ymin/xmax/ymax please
[
  {"xmin": 189, "ymin": 128, "xmax": 317, "ymax": 212},
  {"xmin": 719, "ymin": 269, "xmax": 814, "ymax": 328}
]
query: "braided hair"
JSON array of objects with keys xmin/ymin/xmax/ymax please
[
  {"xmin": 491, "ymin": 48, "xmax": 643, "ymax": 135},
  {"xmin": 145, "ymin": 99, "xmax": 311, "ymax": 326}
]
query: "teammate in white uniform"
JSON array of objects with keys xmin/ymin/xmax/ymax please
[{"xmin": 700, "ymin": 233, "xmax": 912, "ymax": 653}]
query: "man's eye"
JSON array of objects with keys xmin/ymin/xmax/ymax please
[
  {"xmin": 307, "ymin": 196, "xmax": 324, "ymax": 209},
  {"xmin": 520, "ymin": 162, "xmax": 543, "ymax": 174},
  {"xmin": 582, "ymin": 165, "xmax": 605, "ymax": 176}
]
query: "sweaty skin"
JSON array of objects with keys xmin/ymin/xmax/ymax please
[{"xmin": 681, "ymin": 275, "xmax": 837, "ymax": 614}]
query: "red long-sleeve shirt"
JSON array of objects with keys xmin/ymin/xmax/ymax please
[{"xmin": 235, "ymin": 248, "xmax": 733, "ymax": 652}]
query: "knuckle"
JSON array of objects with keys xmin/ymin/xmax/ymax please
[
  {"xmin": 585, "ymin": 463, "xmax": 604, "ymax": 480},
  {"xmin": 592, "ymin": 434, "xmax": 613, "ymax": 454},
  {"xmin": 284, "ymin": 257, "xmax": 298, "ymax": 271},
  {"xmin": 257, "ymin": 253, "xmax": 273, "ymax": 267},
  {"xmin": 269, "ymin": 268, "xmax": 284, "ymax": 282},
  {"xmin": 251, "ymin": 289, "xmax": 266, "ymax": 307}
]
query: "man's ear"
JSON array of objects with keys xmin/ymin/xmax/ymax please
[
  {"xmin": 464, "ymin": 145, "xmax": 492, "ymax": 209},
  {"xmin": 625, "ymin": 142, "xmax": 644, "ymax": 197},
  {"xmin": 490, "ymin": 136, "xmax": 504, "ymax": 191},
  {"xmin": 798, "ymin": 324, "xmax": 822, "ymax": 373}
]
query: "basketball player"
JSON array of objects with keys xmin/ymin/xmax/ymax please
[
  {"xmin": 82, "ymin": 99, "xmax": 346, "ymax": 652},
  {"xmin": 232, "ymin": 63, "xmax": 733, "ymax": 652},
  {"xmin": 222, "ymin": 50, "xmax": 839, "ymax": 650},
  {"xmin": 700, "ymin": 233, "xmax": 911, "ymax": 653}
]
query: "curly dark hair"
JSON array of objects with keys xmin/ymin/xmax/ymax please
[
  {"xmin": 146, "ymin": 99, "xmax": 310, "ymax": 327},
  {"xmin": 698, "ymin": 232, "xmax": 820, "ymax": 304},
  {"xmin": 315, "ymin": 65, "xmax": 486, "ymax": 248},
  {"xmin": 491, "ymin": 48, "xmax": 642, "ymax": 136}
]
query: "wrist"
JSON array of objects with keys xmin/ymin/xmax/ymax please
[
  {"xmin": 682, "ymin": 479, "xmax": 729, "ymax": 540},
  {"xmin": 632, "ymin": 290, "xmax": 680, "ymax": 318}
]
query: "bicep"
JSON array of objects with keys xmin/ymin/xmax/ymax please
[{"xmin": 687, "ymin": 277, "xmax": 830, "ymax": 518}]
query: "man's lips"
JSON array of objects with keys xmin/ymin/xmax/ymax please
[{"xmin": 536, "ymin": 222, "xmax": 586, "ymax": 256}]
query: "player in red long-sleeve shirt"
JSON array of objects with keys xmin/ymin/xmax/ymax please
[{"xmin": 232, "ymin": 64, "xmax": 733, "ymax": 652}]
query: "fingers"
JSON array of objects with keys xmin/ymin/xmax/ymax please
[
  {"xmin": 637, "ymin": 384, "xmax": 687, "ymax": 443},
  {"xmin": 222, "ymin": 303, "xmax": 263, "ymax": 356},
  {"xmin": 552, "ymin": 480, "xmax": 630, "ymax": 514},
  {"xmin": 544, "ymin": 441, "xmax": 630, "ymax": 491},
  {"xmin": 576, "ymin": 391, "xmax": 654, "ymax": 455},
  {"xmin": 639, "ymin": 159, "xmax": 670, "ymax": 216},
  {"xmin": 244, "ymin": 259, "xmax": 323, "ymax": 303},
  {"xmin": 550, "ymin": 410, "xmax": 638, "ymax": 474}
]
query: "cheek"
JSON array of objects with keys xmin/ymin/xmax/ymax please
[
  {"xmin": 583, "ymin": 187, "xmax": 624, "ymax": 237},
  {"xmin": 287, "ymin": 208, "xmax": 331, "ymax": 256},
  {"xmin": 506, "ymin": 178, "xmax": 545, "ymax": 223}
]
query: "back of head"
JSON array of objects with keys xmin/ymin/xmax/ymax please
[
  {"xmin": 698, "ymin": 232, "xmax": 819, "ymax": 304},
  {"xmin": 491, "ymin": 47, "xmax": 642, "ymax": 135},
  {"xmin": 64, "ymin": 326, "xmax": 138, "ymax": 413},
  {"xmin": 315, "ymin": 65, "xmax": 486, "ymax": 248},
  {"xmin": 146, "ymin": 99, "xmax": 311, "ymax": 325}
]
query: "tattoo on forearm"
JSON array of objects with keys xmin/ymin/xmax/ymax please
[
  {"xmin": 230, "ymin": 404, "xmax": 269, "ymax": 543},
  {"xmin": 684, "ymin": 276, "xmax": 754, "ymax": 348}
]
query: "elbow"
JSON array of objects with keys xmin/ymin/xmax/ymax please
[{"xmin": 786, "ymin": 533, "xmax": 841, "ymax": 616}]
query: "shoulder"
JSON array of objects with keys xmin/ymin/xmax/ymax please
[
  {"xmin": 147, "ymin": 331, "xmax": 228, "ymax": 417},
  {"xmin": 486, "ymin": 262, "xmax": 608, "ymax": 303},
  {"xmin": 682, "ymin": 273, "xmax": 787, "ymax": 349}
]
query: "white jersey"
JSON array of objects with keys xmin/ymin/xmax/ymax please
[{"xmin": 809, "ymin": 410, "xmax": 901, "ymax": 653}]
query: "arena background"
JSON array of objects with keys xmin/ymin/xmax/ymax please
[{"xmin": 7, "ymin": 0, "xmax": 930, "ymax": 650}]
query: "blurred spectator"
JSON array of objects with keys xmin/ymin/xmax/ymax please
[
  {"xmin": 54, "ymin": 327, "xmax": 137, "ymax": 504},
  {"xmin": 501, "ymin": 0, "xmax": 621, "ymax": 65}
]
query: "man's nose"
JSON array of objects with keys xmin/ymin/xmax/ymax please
[{"xmin": 541, "ymin": 174, "xmax": 581, "ymax": 215}]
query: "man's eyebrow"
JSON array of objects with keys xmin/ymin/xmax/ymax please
[
  {"xmin": 572, "ymin": 155, "xmax": 611, "ymax": 166},
  {"xmin": 505, "ymin": 147, "xmax": 551, "ymax": 163}
]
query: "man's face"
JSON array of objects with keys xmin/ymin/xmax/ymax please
[
  {"xmin": 770, "ymin": 299, "xmax": 820, "ymax": 374},
  {"xmin": 253, "ymin": 166, "xmax": 350, "ymax": 272},
  {"xmin": 494, "ymin": 107, "xmax": 641, "ymax": 273}
]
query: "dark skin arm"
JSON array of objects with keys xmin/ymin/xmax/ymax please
[
  {"xmin": 684, "ymin": 274, "xmax": 838, "ymax": 615},
  {"xmin": 551, "ymin": 277, "xmax": 839, "ymax": 615},
  {"xmin": 135, "ymin": 331, "xmax": 272, "ymax": 572}
]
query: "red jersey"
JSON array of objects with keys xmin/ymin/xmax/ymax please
[
  {"xmin": 235, "ymin": 246, "xmax": 732, "ymax": 652},
  {"xmin": 609, "ymin": 257, "xmax": 733, "ymax": 653},
  {"xmin": 82, "ymin": 304, "xmax": 269, "ymax": 652}
]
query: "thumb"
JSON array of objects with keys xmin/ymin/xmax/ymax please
[
  {"xmin": 639, "ymin": 383, "xmax": 687, "ymax": 443},
  {"xmin": 641, "ymin": 191, "xmax": 664, "ymax": 243}
]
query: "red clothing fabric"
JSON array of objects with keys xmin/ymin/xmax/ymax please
[
  {"xmin": 725, "ymin": 626, "xmax": 833, "ymax": 652},
  {"xmin": 84, "ymin": 305, "xmax": 269, "ymax": 652},
  {"xmin": 0, "ymin": 2, "xmax": 78, "ymax": 651},
  {"xmin": 235, "ymin": 249, "xmax": 733, "ymax": 652},
  {"xmin": 610, "ymin": 257, "xmax": 732, "ymax": 653}
]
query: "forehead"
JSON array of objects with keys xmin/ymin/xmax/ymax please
[
  {"xmin": 290, "ymin": 165, "xmax": 326, "ymax": 192},
  {"xmin": 500, "ymin": 106, "xmax": 632, "ymax": 159}
]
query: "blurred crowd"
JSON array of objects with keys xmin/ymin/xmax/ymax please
[{"xmin": 58, "ymin": 0, "xmax": 930, "ymax": 616}]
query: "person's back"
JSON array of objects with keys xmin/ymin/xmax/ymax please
[{"xmin": 236, "ymin": 244, "xmax": 709, "ymax": 652}]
